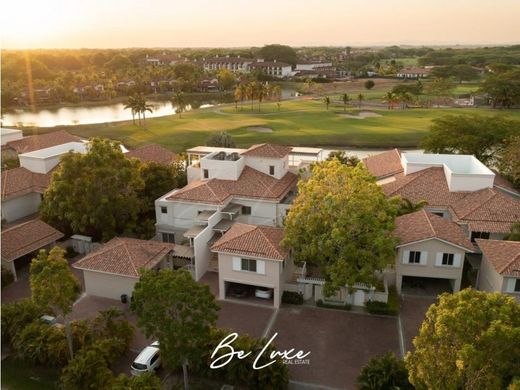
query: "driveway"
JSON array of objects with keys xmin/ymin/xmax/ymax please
[
  {"xmin": 399, "ymin": 295, "xmax": 437, "ymax": 352},
  {"xmin": 270, "ymin": 306, "xmax": 400, "ymax": 390}
]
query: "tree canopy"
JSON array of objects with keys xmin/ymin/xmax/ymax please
[
  {"xmin": 405, "ymin": 289, "xmax": 520, "ymax": 390},
  {"xmin": 41, "ymin": 138, "xmax": 144, "ymax": 241},
  {"xmin": 421, "ymin": 114, "xmax": 520, "ymax": 164},
  {"xmin": 131, "ymin": 269, "xmax": 219, "ymax": 389},
  {"xmin": 497, "ymin": 135, "xmax": 520, "ymax": 189},
  {"xmin": 257, "ymin": 44, "xmax": 297, "ymax": 66},
  {"xmin": 480, "ymin": 69, "xmax": 520, "ymax": 108},
  {"xmin": 282, "ymin": 160, "xmax": 398, "ymax": 295},
  {"xmin": 206, "ymin": 131, "xmax": 236, "ymax": 148}
]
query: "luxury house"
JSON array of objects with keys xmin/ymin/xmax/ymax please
[
  {"xmin": 396, "ymin": 67, "xmax": 431, "ymax": 79},
  {"xmin": 249, "ymin": 59, "xmax": 292, "ymax": 78},
  {"xmin": 202, "ymin": 56, "xmax": 253, "ymax": 73}
]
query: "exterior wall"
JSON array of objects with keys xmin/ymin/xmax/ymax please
[
  {"xmin": 155, "ymin": 201, "xmax": 219, "ymax": 231},
  {"xmin": 83, "ymin": 270, "xmax": 137, "ymax": 300},
  {"xmin": 187, "ymin": 165, "xmax": 202, "ymax": 183},
  {"xmin": 395, "ymin": 239, "xmax": 467, "ymax": 293},
  {"xmin": 296, "ymin": 62, "xmax": 333, "ymax": 71},
  {"xmin": 1, "ymin": 259, "xmax": 18, "ymax": 281},
  {"xmin": 1, "ymin": 192, "xmax": 42, "ymax": 223},
  {"xmin": 217, "ymin": 252, "xmax": 283, "ymax": 307},
  {"xmin": 477, "ymin": 254, "xmax": 505, "ymax": 293},
  {"xmin": 233, "ymin": 199, "xmax": 278, "ymax": 226},
  {"xmin": 19, "ymin": 155, "xmax": 60, "ymax": 174},
  {"xmin": 244, "ymin": 155, "xmax": 289, "ymax": 180},
  {"xmin": 200, "ymin": 156, "xmax": 245, "ymax": 181},
  {"xmin": 1, "ymin": 130, "xmax": 23, "ymax": 145},
  {"xmin": 503, "ymin": 277, "xmax": 520, "ymax": 303},
  {"xmin": 193, "ymin": 210, "xmax": 221, "ymax": 280}
]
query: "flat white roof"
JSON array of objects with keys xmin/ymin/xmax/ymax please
[
  {"xmin": 402, "ymin": 153, "xmax": 494, "ymax": 175},
  {"xmin": 19, "ymin": 142, "xmax": 87, "ymax": 159},
  {"xmin": 290, "ymin": 147, "xmax": 323, "ymax": 156},
  {"xmin": 187, "ymin": 146, "xmax": 246, "ymax": 155},
  {"xmin": 1, "ymin": 128, "xmax": 23, "ymax": 136}
]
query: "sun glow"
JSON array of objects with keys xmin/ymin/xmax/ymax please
[{"xmin": 1, "ymin": 1, "xmax": 80, "ymax": 48}]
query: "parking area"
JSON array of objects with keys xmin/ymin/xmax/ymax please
[
  {"xmin": 399, "ymin": 295, "xmax": 437, "ymax": 351},
  {"xmin": 270, "ymin": 306, "xmax": 400, "ymax": 390}
]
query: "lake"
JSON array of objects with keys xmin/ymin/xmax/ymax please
[{"xmin": 0, "ymin": 86, "xmax": 299, "ymax": 128}]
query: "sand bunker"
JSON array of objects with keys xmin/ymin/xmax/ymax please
[
  {"xmin": 247, "ymin": 126, "xmax": 273, "ymax": 133},
  {"xmin": 338, "ymin": 111, "xmax": 382, "ymax": 119}
]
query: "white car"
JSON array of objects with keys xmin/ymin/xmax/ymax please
[
  {"xmin": 131, "ymin": 341, "xmax": 160, "ymax": 376},
  {"xmin": 255, "ymin": 287, "xmax": 273, "ymax": 300}
]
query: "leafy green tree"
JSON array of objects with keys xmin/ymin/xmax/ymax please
[
  {"xmin": 421, "ymin": 114, "xmax": 520, "ymax": 164},
  {"xmin": 257, "ymin": 44, "xmax": 297, "ymax": 66},
  {"xmin": 217, "ymin": 68, "xmax": 236, "ymax": 91},
  {"xmin": 505, "ymin": 223, "xmax": 520, "ymax": 241},
  {"xmin": 406, "ymin": 289, "xmax": 520, "ymax": 390},
  {"xmin": 382, "ymin": 91, "xmax": 397, "ymax": 110},
  {"xmin": 497, "ymin": 136, "xmax": 520, "ymax": 188},
  {"xmin": 104, "ymin": 54, "xmax": 133, "ymax": 71},
  {"xmin": 60, "ymin": 339, "xmax": 116, "ymax": 390},
  {"xmin": 91, "ymin": 308, "xmax": 134, "ymax": 352},
  {"xmin": 324, "ymin": 95, "xmax": 331, "ymax": 110},
  {"xmin": 171, "ymin": 91, "xmax": 187, "ymax": 118},
  {"xmin": 357, "ymin": 93, "xmax": 365, "ymax": 108},
  {"xmin": 30, "ymin": 247, "xmax": 81, "ymax": 360},
  {"xmin": 282, "ymin": 160, "xmax": 398, "ymax": 295},
  {"xmin": 450, "ymin": 64, "xmax": 480, "ymax": 83},
  {"xmin": 397, "ymin": 198, "xmax": 428, "ymax": 216},
  {"xmin": 341, "ymin": 93, "xmax": 350, "ymax": 111},
  {"xmin": 112, "ymin": 372, "xmax": 162, "ymax": 389},
  {"xmin": 1, "ymin": 266, "xmax": 14, "ymax": 288},
  {"xmin": 357, "ymin": 352, "xmax": 413, "ymax": 390},
  {"xmin": 480, "ymin": 69, "xmax": 520, "ymax": 108},
  {"xmin": 364, "ymin": 80, "xmax": 375, "ymax": 90},
  {"xmin": 425, "ymin": 77, "xmax": 454, "ymax": 105},
  {"xmin": 41, "ymin": 138, "xmax": 144, "ymax": 241},
  {"xmin": 131, "ymin": 269, "xmax": 220, "ymax": 390},
  {"xmin": 1, "ymin": 298, "xmax": 45, "ymax": 343},
  {"xmin": 326, "ymin": 151, "xmax": 360, "ymax": 166},
  {"xmin": 206, "ymin": 131, "xmax": 236, "ymax": 148}
]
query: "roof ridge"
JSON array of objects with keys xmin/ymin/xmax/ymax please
[
  {"xmin": 256, "ymin": 226, "xmax": 283, "ymax": 258},
  {"xmin": 388, "ymin": 167, "xmax": 429, "ymax": 194},
  {"xmin": 121, "ymin": 240, "xmax": 139, "ymax": 276},
  {"xmin": 456, "ymin": 188, "xmax": 496, "ymax": 219},
  {"xmin": 423, "ymin": 209, "xmax": 436, "ymax": 237},
  {"xmin": 500, "ymin": 252, "xmax": 520, "ymax": 274},
  {"xmin": 2, "ymin": 217, "xmax": 41, "ymax": 233}
]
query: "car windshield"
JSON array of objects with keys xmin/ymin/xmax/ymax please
[{"xmin": 131, "ymin": 362, "xmax": 147, "ymax": 370}]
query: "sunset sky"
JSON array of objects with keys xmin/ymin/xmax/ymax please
[{"xmin": 1, "ymin": 0, "xmax": 519, "ymax": 49}]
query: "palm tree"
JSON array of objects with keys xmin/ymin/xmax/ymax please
[
  {"xmin": 357, "ymin": 93, "xmax": 364, "ymax": 109},
  {"xmin": 382, "ymin": 92, "xmax": 396, "ymax": 110},
  {"xmin": 341, "ymin": 93, "xmax": 350, "ymax": 111},
  {"xmin": 257, "ymin": 83, "xmax": 267, "ymax": 112},
  {"xmin": 170, "ymin": 91, "xmax": 187, "ymax": 118},
  {"xmin": 247, "ymin": 82, "xmax": 257, "ymax": 112},
  {"xmin": 396, "ymin": 92, "xmax": 413, "ymax": 109},
  {"xmin": 239, "ymin": 83, "xmax": 247, "ymax": 111},
  {"xmin": 136, "ymin": 94, "xmax": 153, "ymax": 126},
  {"xmin": 124, "ymin": 95, "xmax": 138, "ymax": 125},
  {"xmin": 324, "ymin": 95, "xmax": 331, "ymax": 110},
  {"xmin": 397, "ymin": 198, "xmax": 428, "ymax": 216},
  {"xmin": 233, "ymin": 86, "xmax": 241, "ymax": 111}
]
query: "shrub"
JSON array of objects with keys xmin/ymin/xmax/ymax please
[
  {"xmin": 112, "ymin": 372, "xmax": 162, "ymax": 389},
  {"xmin": 60, "ymin": 340, "xmax": 114, "ymax": 390},
  {"xmin": 282, "ymin": 291, "xmax": 303, "ymax": 305},
  {"xmin": 12, "ymin": 322, "xmax": 69, "ymax": 366},
  {"xmin": 1, "ymin": 266, "xmax": 15, "ymax": 288},
  {"xmin": 364, "ymin": 80, "xmax": 375, "ymax": 90},
  {"xmin": 357, "ymin": 352, "xmax": 413, "ymax": 390},
  {"xmin": 91, "ymin": 308, "xmax": 134, "ymax": 355},
  {"xmin": 194, "ymin": 327, "xmax": 289, "ymax": 389},
  {"xmin": 316, "ymin": 299, "xmax": 351, "ymax": 311},
  {"xmin": 366, "ymin": 288, "xmax": 399, "ymax": 316},
  {"xmin": 1, "ymin": 299, "xmax": 45, "ymax": 343}
]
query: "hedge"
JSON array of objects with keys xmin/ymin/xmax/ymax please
[
  {"xmin": 1, "ymin": 266, "xmax": 14, "ymax": 289},
  {"xmin": 366, "ymin": 289, "xmax": 400, "ymax": 316},
  {"xmin": 316, "ymin": 299, "xmax": 351, "ymax": 311},
  {"xmin": 282, "ymin": 291, "xmax": 303, "ymax": 305}
]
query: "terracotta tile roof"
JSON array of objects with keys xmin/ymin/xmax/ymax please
[
  {"xmin": 73, "ymin": 238, "xmax": 175, "ymax": 277},
  {"xmin": 1, "ymin": 219, "xmax": 64, "ymax": 262},
  {"xmin": 449, "ymin": 188, "xmax": 520, "ymax": 234},
  {"xmin": 362, "ymin": 149, "xmax": 403, "ymax": 179},
  {"xmin": 395, "ymin": 210, "xmax": 474, "ymax": 251},
  {"xmin": 241, "ymin": 144, "xmax": 292, "ymax": 158},
  {"xmin": 211, "ymin": 223, "xmax": 287, "ymax": 260},
  {"xmin": 126, "ymin": 144, "xmax": 178, "ymax": 165},
  {"xmin": 492, "ymin": 171, "xmax": 520, "ymax": 196},
  {"xmin": 1, "ymin": 167, "xmax": 53, "ymax": 201},
  {"xmin": 477, "ymin": 239, "xmax": 520, "ymax": 277},
  {"xmin": 382, "ymin": 167, "xmax": 467, "ymax": 207},
  {"xmin": 6, "ymin": 130, "xmax": 81, "ymax": 154},
  {"xmin": 167, "ymin": 166, "xmax": 297, "ymax": 205}
]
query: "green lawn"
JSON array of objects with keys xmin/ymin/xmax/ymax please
[
  {"xmin": 26, "ymin": 99, "xmax": 520, "ymax": 153},
  {"xmin": 1, "ymin": 358, "xmax": 60, "ymax": 390}
]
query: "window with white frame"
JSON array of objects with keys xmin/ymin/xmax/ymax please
[
  {"xmin": 442, "ymin": 253, "xmax": 454, "ymax": 266},
  {"xmin": 408, "ymin": 251, "xmax": 421, "ymax": 264}
]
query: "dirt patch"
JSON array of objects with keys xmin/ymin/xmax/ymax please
[
  {"xmin": 338, "ymin": 111, "xmax": 382, "ymax": 119},
  {"xmin": 247, "ymin": 126, "xmax": 273, "ymax": 133}
]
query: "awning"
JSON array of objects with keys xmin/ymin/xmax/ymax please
[
  {"xmin": 196, "ymin": 210, "xmax": 216, "ymax": 223},
  {"xmin": 183, "ymin": 225, "xmax": 206, "ymax": 238},
  {"xmin": 212, "ymin": 219, "xmax": 235, "ymax": 233},
  {"xmin": 172, "ymin": 245, "xmax": 194, "ymax": 259},
  {"xmin": 221, "ymin": 203, "xmax": 242, "ymax": 217}
]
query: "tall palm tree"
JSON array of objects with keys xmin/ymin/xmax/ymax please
[
  {"xmin": 239, "ymin": 83, "xmax": 247, "ymax": 111},
  {"xmin": 170, "ymin": 91, "xmax": 187, "ymax": 118},
  {"xmin": 247, "ymin": 82, "xmax": 257, "ymax": 112},
  {"xmin": 324, "ymin": 95, "xmax": 331, "ymax": 110},
  {"xmin": 341, "ymin": 93, "xmax": 350, "ymax": 111},
  {"xmin": 136, "ymin": 93, "xmax": 153, "ymax": 126},
  {"xmin": 382, "ymin": 91, "xmax": 397, "ymax": 110},
  {"xmin": 124, "ymin": 94, "xmax": 138, "ymax": 125},
  {"xmin": 357, "ymin": 93, "xmax": 364, "ymax": 109},
  {"xmin": 397, "ymin": 198, "xmax": 428, "ymax": 216},
  {"xmin": 257, "ymin": 83, "xmax": 267, "ymax": 112}
]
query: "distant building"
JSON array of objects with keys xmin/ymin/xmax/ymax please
[
  {"xmin": 202, "ymin": 55, "xmax": 253, "ymax": 73},
  {"xmin": 396, "ymin": 67, "xmax": 431, "ymax": 79},
  {"xmin": 145, "ymin": 53, "xmax": 181, "ymax": 66},
  {"xmin": 295, "ymin": 61, "xmax": 333, "ymax": 71},
  {"xmin": 249, "ymin": 59, "xmax": 292, "ymax": 78}
]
